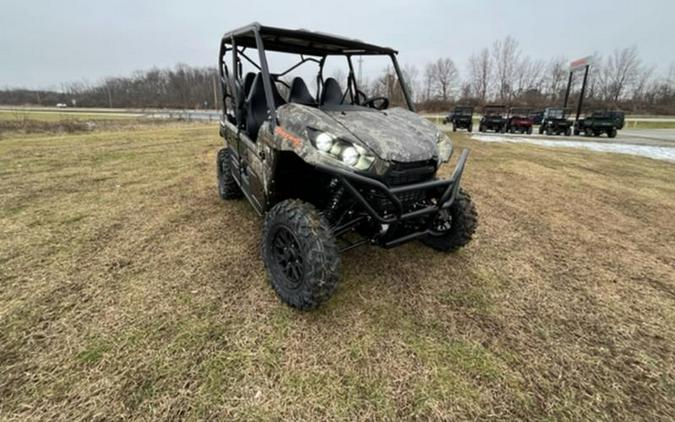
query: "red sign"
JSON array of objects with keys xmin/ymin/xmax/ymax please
[{"xmin": 570, "ymin": 56, "xmax": 592, "ymax": 71}]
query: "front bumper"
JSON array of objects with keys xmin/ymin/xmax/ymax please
[{"xmin": 315, "ymin": 149, "xmax": 469, "ymax": 248}]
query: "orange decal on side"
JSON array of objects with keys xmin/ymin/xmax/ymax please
[{"xmin": 274, "ymin": 126, "xmax": 303, "ymax": 148}]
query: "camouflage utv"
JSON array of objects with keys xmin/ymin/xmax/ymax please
[{"xmin": 216, "ymin": 23, "xmax": 477, "ymax": 310}]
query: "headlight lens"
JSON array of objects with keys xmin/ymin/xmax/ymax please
[
  {"xmin": 341, "ymin": 146, "xmax": 359, "ymax": 166},
  {"xmin": 308, "ymin": 128, "xmax": 375, "ymax": 170},
  {"xmin": 315, "ymin": 132, "xmax": 334, "ymax": 152}
]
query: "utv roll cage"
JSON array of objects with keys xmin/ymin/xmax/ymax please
[
  {"xmin": 483, "ymin": 105, "xmax": 506, "ymax": 116},
  {"xmin": 217, "ymin": 22, "xmax": 416, "ymax": 129},
  {"xmin": 545, "ymin": 108, "xmax": 568, "ymax": 119},
  {"xmin": 454, "ymin": 106, "xmax": 474, "ymax": 115},
  {"xmin": 508, "ymin": 107, "xmax": 530, "ymax": 117}
]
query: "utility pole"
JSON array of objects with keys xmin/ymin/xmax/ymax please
[{"xmin": 36, "ymin": 90, "xmax": 41, "ymax": 106}]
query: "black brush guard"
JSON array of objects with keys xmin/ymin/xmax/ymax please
[{"xmin": 315, "ymin": 149, "xmax": 469, "ymax": 249}]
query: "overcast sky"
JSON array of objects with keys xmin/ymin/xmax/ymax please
[{"xmin": 1, "ymin": 0, "xmax": 673, "ymax": 89}]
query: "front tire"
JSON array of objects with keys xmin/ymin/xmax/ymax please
[
  {"xmin": 217, "ymin": 148, "xmax": 242, "ymax": 200},
  {"xmin": 262, "ymin": 200, "xmax": 340, "ymax": 310},
  {"xmin": 422, "ymin": 189, "xmax": 478, "ymax": 252}
]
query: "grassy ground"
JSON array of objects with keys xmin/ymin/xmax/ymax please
[
  {"xmin": 0, "ymin": 109, "xmax": 144, "ymax": 122},
  {"xmin": 1, "ymin": 120, "xmax": 673, "ymax": 420},
  {"xmin": 623, "ymin": 120, "xmax": 675, "ymax": 129}
]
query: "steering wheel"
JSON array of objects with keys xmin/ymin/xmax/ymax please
[{"xmin": 362, "ymin": 96, "xmax": 389, "ymax": 110}]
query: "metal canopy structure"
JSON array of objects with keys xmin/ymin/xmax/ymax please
[
  {"xmin": 217, "ymin": 22, "xmax": 415, "ymax": 126},
  {"xmin": 220, "ymin": 22, "xmax": 398, "ymax": 56}
]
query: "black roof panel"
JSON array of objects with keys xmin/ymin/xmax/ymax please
[{"xmin": 221, "ymin": 22, "xmax": 397, "ymax": 56}]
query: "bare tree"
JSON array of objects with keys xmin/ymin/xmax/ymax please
[
  {"xmin": 584, "ymin": 52, "xmax": 603, "ymax": 101},
  {"xmin": 491, "ymin": 36, "xmax": 521, "ymax": 103},
  {"xmin": 514, "ymin": 57, "xmax": 545, "ymax": 97},
  {"xmin": 631, "ymin": 65, "xmax": 654, "ymax": 102},
  {"xmin": 427, "ymin": 58, "xmax": 459, "ymax": 101},
  {"xmin": 602, "ymin": 46, "xmax": 643, "ymax": 102},
  {"xmin": 545, "ymin": 56, "xmax": 568, "ymax": 101},
  {"xmin": 467, "ymin": 48, "xmax": 491, "ymax": 102},
  {"xmin": 372, "ymin": 66, "xmax": 406, "ymax": 106},
  {"xmin": 422, "ymin": 63, "xmax": 434, "ymax": 102},
  {"xmin": 401, "ymin": 63, "xmax": 420, "ymax": 103}
]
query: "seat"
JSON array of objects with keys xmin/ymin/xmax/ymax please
[
  {"xmin": 320, "ymin": 77, "xmax": 344, "ymax": 106},
  {"xmin": 288, "ymin": 77, "xmax": 317, "ymax": 106},
  {"xmin": 236, "ymin": 72, "xmax": 256, "ymax": 128},
  {"xmin": 245, "ymin": 73, "xmax": 286, "ymax": 139},
  {"xmin": 243, "ymin": 72, "xmax": 256, "ymax": 97}
]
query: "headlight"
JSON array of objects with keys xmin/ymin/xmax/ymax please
[
  {"xmin": 341, "ymin": 146, "xmax": 359, "ymax": 166},
  {"xmin": 307, "ymin": 128, "xmax": 375, "ymax": 170},
  {"xmin": 315, "ymin": 132, "xmax": 334, "ymax": 152}
]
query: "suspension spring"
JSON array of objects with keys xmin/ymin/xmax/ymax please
[{"xmin": 324, "ymin": 179, "xmax": 344, "ymax": 222}]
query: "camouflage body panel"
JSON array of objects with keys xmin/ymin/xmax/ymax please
[
  {"xmin": 222, "ymin": 103, "xmax": 454, "ymax": 202},
  {"xmin": 273, "ymin": 103, "xmax": 452, "ymax": 168}
]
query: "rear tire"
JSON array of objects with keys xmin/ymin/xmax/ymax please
[
  {"xmin": 608, "ymin": 128, "xmax": 617, "ymax": 138},
  {"xmin": 422, "ymin": 189, "xmax": 478, "ymax": 252},
  {"xmin": 468, "ymin": 124, "xmax": 473, "ymax": 133},
  {"xmin": 217, "ymin": 147, "xmax": 242, "ymax": 200},
  {"xmin": 565, "ymin": 127, "xmax": 571, "ymax": 136},
  {"xmin": 262, "ymin": 200, "xmax": 340, "ymax": 310},
  {"xmin": 527, "ymin": 126, "xmax": 533, "ymax": 135},
  {"xmin": 452, "ymin": 124, "xmax": 457, "ymax": 132}
]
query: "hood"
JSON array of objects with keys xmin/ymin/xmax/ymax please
[{"xmin": 277, "ymin": 104, "xmax": 440, "ymax": 162}]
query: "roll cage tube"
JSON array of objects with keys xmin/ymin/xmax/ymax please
[
  {"xmin": 218, "ymin": 25, "xmax": 418, "ymax": 128},
  {"xmin": 390, "ymin": 53, "xmax": 416, "ymax": 112}
]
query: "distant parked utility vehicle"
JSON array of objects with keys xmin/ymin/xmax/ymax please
[
  {"xmin": 216, "ymin": 23, "xmax": 477, "ymax": 310},
  {"xmin": 444, "ymin": 105, "xmax": 474, "ymax": 132},
  {"xmin": 506, "ymin": 108, "xmax": 533, "ymax": 134},
  {"xmin": 539, "ymin": 107, "xmax": 572, "ymax": 136},
  {"xmin": 574, "ymin": 110, "xmax": 623, "ymax": 138},
  {"xmin": 478, "ymin": 105, "xmax": 507, "ymax": 133},
  {"xmin": 529, "ymin": 110, "xmax": 544, "ymax": 125}
]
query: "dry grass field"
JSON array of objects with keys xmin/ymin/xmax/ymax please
[{"xmin": 1, "ymin": 118, "xmax": 674, "ymax": 420}]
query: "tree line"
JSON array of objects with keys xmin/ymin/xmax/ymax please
[
  {"xmin": 370, "ymin": 37, "xmax": 674, "ymax": 114},
  {"xmin": 0, "ymin": 64, "xmax": 219, "ymax": 110},
  {"xmin": 1, "ymin": 37, "xmax": 673, "ymax": 114}
]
